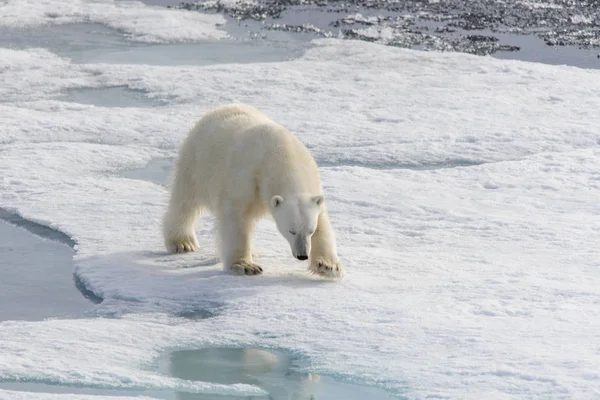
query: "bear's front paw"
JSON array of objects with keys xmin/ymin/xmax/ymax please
[
  {"xmin": 230, "ymin": 260, "xmax": 263, "ymax": 276},
  {"xmin": 167, "ymin": 239, "xmax": 198, "ymax": 254},
  {"xmin": 309, "ymin": 258, "xmax": 343, "ymax": 279}
]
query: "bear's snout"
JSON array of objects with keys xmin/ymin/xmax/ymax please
[{"xmin": 296, "ymin": 255, "xmax": 308, "ymax": 261}]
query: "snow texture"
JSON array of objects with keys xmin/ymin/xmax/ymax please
[
  {"xmin": 1, "ymin": 2, "xmax": 600, "ymax": 399},
  {"xmin": 0, "ymin": 317, "xmax": 266, "ymax": 396},
  {"xmin": 0, "ymin": 390, "xmax": 157, "ymax": 400},
  {"xmin": 0, "ymin": 0, "xmax": 227, "ymax": 43}
]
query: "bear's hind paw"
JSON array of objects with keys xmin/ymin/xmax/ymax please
[
  {"xmin": 230, "ymin": 261, "xmax": 263, "ymax": 276},
  {"xmin": 309, "ymin": 259, "xmax": 343, "ymax": 280}
]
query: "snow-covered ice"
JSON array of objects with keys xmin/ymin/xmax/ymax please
[
  {"xmin": 0, "ymin": 22, "xmax": 306, "ymax": 66},
  {"xmin": 0, "ymin": 390, "xmax": 158, "ymax": 400},
  {"xmin": 0, "ymin": 0, "xmax": 227, "ymax": 43},
  {"xmin": 1, "ymin": 1, "xmax": 600, "ymax": 399}
]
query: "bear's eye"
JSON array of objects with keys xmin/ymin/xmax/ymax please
[{"xmin": 289, "ymin": 230, "xmax": 297, "ymax": 235}]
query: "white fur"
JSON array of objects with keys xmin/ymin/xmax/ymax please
[{"xmin": 162, "ymin": 104, "xmax": 342, "ymax": 278}]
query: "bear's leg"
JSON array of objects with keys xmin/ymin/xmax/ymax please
[
  {"xmin": 309, "ymin": 210, "xmax": 343, "ymax": 279},
  {"xmin": 162, "ymin": 197, "xmax": 201, "ymax": 254},
  {"xmin": 217, "ymin": 205, "xmax": 262, "ymax": 276}
]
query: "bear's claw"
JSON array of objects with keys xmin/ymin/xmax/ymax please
[
  {"xmin": 230, "ymin": 261, "xmax": 263, "ymax": 276},
  {"xmin": 169, "ymin": 240, "xmax": 198, "ymax": 253},
  {"xmin": 309, "ymin": 259, "xmax": 343, "ymax": 279}
]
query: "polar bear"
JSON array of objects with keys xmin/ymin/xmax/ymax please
[{"xmin": 162, "ymin": 104, "xmax": 342, "ymax": 279}]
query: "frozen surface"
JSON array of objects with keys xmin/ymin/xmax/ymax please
[
  {"xmin": 121, "ymin": 157, "xmax": 174, "ymax": 186},
  {"xmin": 1, "ymin": 1, "xmax": 600, "ymax": 399},
  {"xmin": 158, "ymin": 347, "xmax": 394, "ymax": 399},
  {"xmin": 1, "ymin": 346, "xmax": 392, "ymax": 399},
  {"xmin": 0, "ymin": 23, "xmax": 307, "ymax": 66},
  {"xmin": 0, "ymin": 389, "xmax": 158, "ymax": 400},
  {"xmin": 0, "ymin": 317, "xmax": 266, "ymax": 397},
  {"xmin": 60, "ymin": 86, "xmax": 164, "ymax": 108},
  {"xmin": 0, "ymin": 218, "xmax": 93, "ymax": 322},
  {"xmin": 0, "ymin": 0, "xmax": 227, "ymax": 43},
  {"xmin": 162, "ymin": 0, "xmax": 600, "ymax": 69}
]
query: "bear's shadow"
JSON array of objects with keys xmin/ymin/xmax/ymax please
[
  {"xmin": 149, "ymin": 250, "xmax": 333, "ymax": 287},
  {"xmin": 76, "ymin": 249, "xmax": 333, "ymax": 308}
]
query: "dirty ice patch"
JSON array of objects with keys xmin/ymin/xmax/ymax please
[
  {"xmin": 0, "ymin": 317, "xmax": 265, "ymax": 397},
  {"xmin": 0, "ymin": 0, "xmax": 227, "ymax": 43}
]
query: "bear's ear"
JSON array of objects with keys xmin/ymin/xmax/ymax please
[
  {"xmin": 270, "ymin": 195, "xmax": 284, "ymax": 208},
  {"xmin": 312, "ymin": 195, "xmax": 324, "ymax": 206}
]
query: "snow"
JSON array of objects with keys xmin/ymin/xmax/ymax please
[
  {"xmin": 200, "ymin": 0, "xmax": 258, "ymax": 8},
  {"xmin": 355, "ymin": 26, "xmax": 396, "ymax": 42},
  {"xmin": 570, "ymin": 15, "xmax": 594, "ymax": 25},
  {"xmin": 1, "ymin": 1, "xmax": 600, "ymax": 398},
  {"xmin": 0, "ymin": 317, "xmax": 266, "ymax": 397},
  {"xmin": 0, "ymin": 390, "xmax": 158, "ymax": 400},
  {"xmin": 0, "ymin": 0, "xmax": 227, "ymax": 43},
  {"xmin": 517, "ymin": 1, "xmax": 564, "ymax": 9}
]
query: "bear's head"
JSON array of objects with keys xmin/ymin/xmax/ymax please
[{"xmin": 270, "ymin": 194, "xmax": 324, "ymax": 261}]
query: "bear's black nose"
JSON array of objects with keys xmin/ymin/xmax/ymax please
[{"xmin": 296, "ymin": 255, "xmax": 308, "ymax": 261}]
